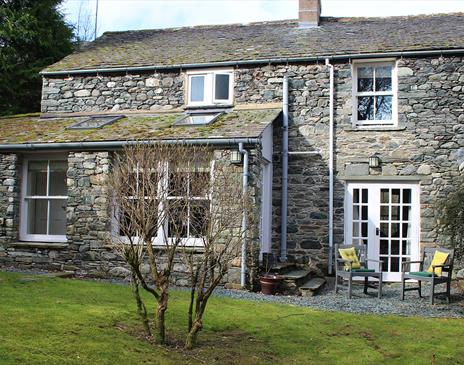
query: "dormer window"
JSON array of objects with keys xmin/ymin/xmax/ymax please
[{"xmin": 187, "ymin": 70, "xmax": 234, "ymax": 107}]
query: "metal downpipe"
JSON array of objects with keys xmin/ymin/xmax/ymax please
[
  {"xmin": 239, "ymin": 142, "xmax": 249, "ymax": 288},
  {"xmin": 280, "ymin": 76, "xmax": 289, "ymax": 262},
  {"xmin": 325, "ymin": 59, "xmax": 335, "ymax": 275}
]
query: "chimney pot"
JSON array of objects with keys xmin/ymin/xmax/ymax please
[{"xmin": 299, "ymin": 0, "xmax": 321, "ymax": 28}]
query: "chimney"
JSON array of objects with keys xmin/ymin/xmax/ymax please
[{"xmin": 299, "ymin": 0, "xmax": 321, "ymax": 28}]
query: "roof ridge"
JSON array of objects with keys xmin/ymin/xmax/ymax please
[
  {"xmin": 97, "ymin": 12, "xmax": 464, "ymax": 36},
  {"xmin": 100, "ymin": 19, "xmax": 298, "ymax": 36}
]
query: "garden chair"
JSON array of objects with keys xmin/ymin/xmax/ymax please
[
  {"xmin": 335, "ymin": 244, "xmax": 383, "ymax": 299},
  {"xmin": 400, "ymin": 247, "xmax": 454, "ymax": 304}
]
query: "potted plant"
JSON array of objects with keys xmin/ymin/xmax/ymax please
[{"xmin": 259, "ymin": 253, "xmax": 282, "ymax": 295}]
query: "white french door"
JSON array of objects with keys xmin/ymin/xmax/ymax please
[{"xmin": 345, "ymin": 182, "xmax": 420, "ymax": 281}]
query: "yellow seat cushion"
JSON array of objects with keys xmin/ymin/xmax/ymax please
[
  {"xmin": 427, "ymin": 251, "xmax": 449, "ymax": 276},
  {"xmin": 339, "ymin": 247, "xmax": 361, "ymax": 270}
]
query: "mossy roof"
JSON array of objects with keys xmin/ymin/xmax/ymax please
[
  {"xmin": 0, "ymin": 109, "xmax": 280, "ymax": 145},
  {"xmin": 43, "ymin": 13, "xmax": 464, "ymax": 73}
]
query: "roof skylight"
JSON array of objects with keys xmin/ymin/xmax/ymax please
[
  {"xmin": 174, "ymin": 112, "xmax": 222, "ymax": 126},
  {"xmin": 67, "ymin": 115, "xmax": 124, "ymax": 130}
]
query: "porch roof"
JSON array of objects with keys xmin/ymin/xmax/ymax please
[{"xmin": 0, "ymin": 107, "xmax": 280, "ymax": 147}]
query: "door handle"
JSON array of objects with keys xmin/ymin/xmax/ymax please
[{"xmin": 376, "ymin": 227, "xmax": 380, "ymax": 236}]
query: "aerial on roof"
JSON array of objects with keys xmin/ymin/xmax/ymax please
[
  {"xmin": 42, "ymin": 13, "xmax": 464, "ymax": 73},
  {"xmin": 0, "ymin": 108, "xmax": 280, "ymax": 146}
]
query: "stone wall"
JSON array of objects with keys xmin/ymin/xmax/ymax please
[
  {"xmin": 0, "ymin": 148, "xmax": 263, "ymax": 287},
  {"xmin": 66, "ymin": 151, "xmax": 112, "ymax": 271},
  {"xmin": 22, "ymin": 55, "xmax": 464, "ymax": 275},
  {"xmin": 42, "ymin": 71, "xmax": 184, "ymax": 113},
  {"xmin": 0, "ymin": 154, "xmax": 20, "ymax": 245}
]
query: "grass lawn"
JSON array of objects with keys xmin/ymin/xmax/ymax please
[{"xmin": 0, "ymin": 272, "xmax": 463, "ymax": 365}]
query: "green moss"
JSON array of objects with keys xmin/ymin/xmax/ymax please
[{"xmin": 0, "ymin": 109, "xmax": 280, "ymax": 145}]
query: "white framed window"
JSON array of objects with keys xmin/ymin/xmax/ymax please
[
  {"xmin": 20, "ymin": 155, "xmax": 68, "ymax": 243},
  {"xmin": 352, "ymin": 60, "xmax": 398, "ymax": 127},
  {"xmin": 187, "ymin": 69, "xmax": 234, "ymax": 107},
  {"xmin": 115, "ymin": 161, "xmax": 212, "ymax": 247}
]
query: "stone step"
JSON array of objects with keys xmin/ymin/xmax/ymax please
[
  {"xmin": 299, "ymin": 277, "xmax": 326, "ymax": 297},
  {"xmin": 268, "ymin": 262, "xmax": 297, "ymax": 275},
  {"xmin": 281, "ymin": 269, "xmax": 311, "ymax": 281}
]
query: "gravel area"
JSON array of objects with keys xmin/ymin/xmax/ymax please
[
  {"xmin": 213, "ymin": 279, "xmax": 464, "ymax": 318},
  {"xmin": 3, "ymin": 267, "xmax": 463, "ymax": 318}
]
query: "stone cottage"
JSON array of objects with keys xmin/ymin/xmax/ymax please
[{"xmin": 1, "ymin": 0, "xmax": 464, "ymax": 286}]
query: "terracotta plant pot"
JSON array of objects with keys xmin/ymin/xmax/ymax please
[{"xmin": 260, "ymin": 275, "xmax": 282, "ymax": 295}]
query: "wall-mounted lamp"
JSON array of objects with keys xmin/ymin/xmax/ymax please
[
  {"xmin": 369, "ymin": 154, "xmax": 381, "ymax": 168},
  {"xmin": 230, "ymin": 150, "xmax": 242, "ymax": 164}
]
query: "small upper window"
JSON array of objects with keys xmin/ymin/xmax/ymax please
[
  {"xmin": 187, "ymin": 70, "xmax": 233, "ymax": 106},
  {"xmin": 353, "ymin": 61, "xmax": 397, "ymax": 127}
]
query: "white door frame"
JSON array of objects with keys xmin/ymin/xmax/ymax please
[{"xmin": 344, "ymin": 181, "xmax": 421, "ymax": 281}]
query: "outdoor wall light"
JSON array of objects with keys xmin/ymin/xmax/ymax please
[
  {"xmin": 369, "ymin": 154, "xmax": 381, "ymax": 168},
  {"xmin": 230, "ymin": 150, "xmax": 242, "ymax": 164}
]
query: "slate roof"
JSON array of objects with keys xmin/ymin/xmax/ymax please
[
  {"xmin": 43, "ymin": 13, "xmax": 464, "ymax": 73},
  {"xmin": 0, "ymin": 108, "xmax": 280, "ymax": 145}
]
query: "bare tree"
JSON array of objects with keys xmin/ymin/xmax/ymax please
[
  {"xmin": 108, "ymin": 143, "xmax": 210, "ymax": 344},
  {"xmin": 74, "ymin": 1, "xmax": 95, "ymax": 47},
  {"xmin": 175, "ymin": 152, "xmax": 251, "ymax": 349},
  {"xmin": 109, "ymin": 144, "xmax": 251, "ymax": 348}
]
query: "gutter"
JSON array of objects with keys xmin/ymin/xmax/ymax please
[
  {"xmin": 40, "ymin": 48, "xmax": 464, "ymax": 76},
  {"xmin": 0, "ymin": 138, "xmax": 260, "ymax": 152},
  {"xmin": 325, "ymin": 59, "xmax": 335, "ymax": 275},
  {"xmin": 238, "ymin": 142, "xmax": 249, "ymax": 289},
  {"xmin": 280, "ymin": 76, "xmax": 289, "ymax": 262}
]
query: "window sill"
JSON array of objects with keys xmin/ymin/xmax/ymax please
[
  {"xmin": 184, "ymin": 104, "xmax": 233, "ymax": 111},
  {"xmin": 344, "ymin": 126, "xmax": 406, "ymax": 132},
  {"xmin": 103, "ymin": 244, "xmax": 205, "ymax": 253},
  {"xmin": 7, "ymin": 241, "xmax": 69, "ymax": 249}
]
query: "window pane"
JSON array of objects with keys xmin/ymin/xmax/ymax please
[
  {"xmin": 402, "ymin": 206, "xmax": 411, "ymax": 221},
  {"xmin": 49, "ymin": 161, "xmax": 67, "ymax": 196},
  {"xmin": 215, "ymin": 74, "xmax": 230, "ymax": 100},
  {"xmin": 380, "ymin": 256, "xmax": 388, "ymax": 271},
  {"xmin": 119, "ymin": 200, "xmax": 138, "ymax": 237},
  {"xmin": 375, "ymin": 66, "xmax": 392, "ymax": 91},
  {"xmin": 391, "ymin": 257, "xmax": 400, "ymax": 272},
  {"xmin": 402, "ymin": 240, "xmax": 411, "ymax": 255},
  {"xmin": 27, "ymin": 199, "xmax": 47, "ymax": 234},
  {"xmin": 49, "ymin": 199, "xmax": 67, "ymax": 235},
  {"xmin": 168, "ymin": 202, "xmax": 188, "ymax": 238},
  {"xmin": 190, "ymin": 76, "xmax": 205, "ymax": 102},
  {"xmin": 27, "ymin": 161, "xmax": 47, "ymax": 196},
  {"xmin": 169, "ymin": 171, "xmax": 188, "ymax": 196},
  {"xmin": 357, "ymin": 96, "xmax": 374, "ymax": 120},
  {"xmin": 353, "ymin": 189, "xmax": 359, "ymax": 204},
  {"xmin": 381, "ymin": 189, "xmax": 389, "ymax": 204},
  {"xmin": 361, "ymin": 206, "xmax": 368, "ymax": 220},
  {"xmin": 380, "ymin": 223, "xmax": 389, "ymax": 238},
  {"xmin": 391, "ymin": 240, "xmax": 400, "ymax": 255},
  {"xmin": 391, "ymin": 189, "xmax": 400, "ymax": 203},
  {"xmin": 190, "ymin": 200, "xmax": 209, "ymax": 237},
  {"xmin": 375, "ymin": 96, "xmax": 392, "ymax": 120},
  {"xmin": 190, "ymin": 171, "xmax": 210, "ymax": 197},
  {"xmin": 361, "ymin": 222, "xmax": 368, "ymax": 237},
  {"xmin": 357, "ymin": 67, "xmax": 373, "ymax": 92},
  {"xmin": 380, "ymin": 239, "xmax": 389, "ymax": 254},
  {"xmin": 391, "ymin": 206, "xmax": 400, "ymax": 221},
  {"xmin": 380, "ymin": 206, "xmax": 389, "ymax": 221},
  {"xmin": 403, "ymin": 189, "xmax": 411, "ymax": 204},
  {"xmin": 362, "ymin": 189, "xmax": 368, "ymax": 203},
  {"xmin": 391, "ymin": 223, "xmax": 400, "ymax": 238}
]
